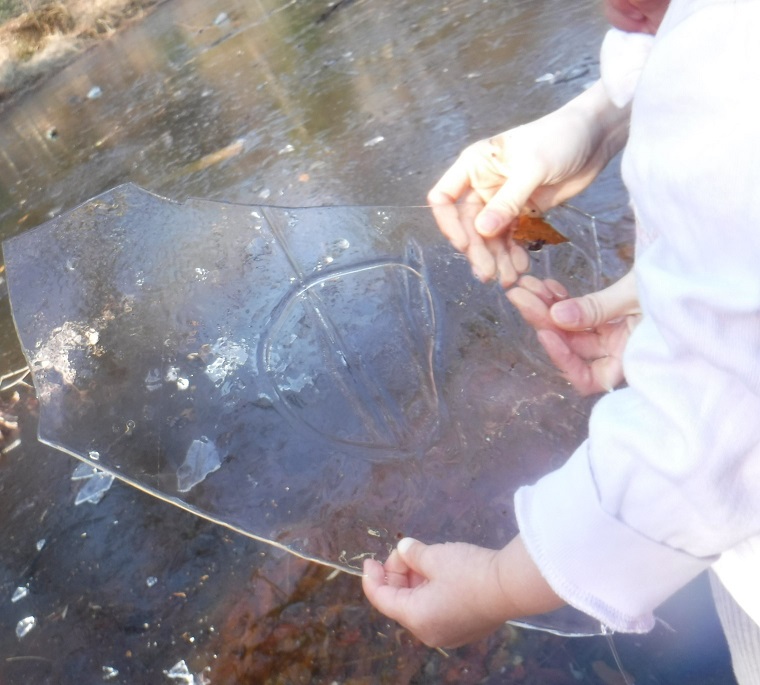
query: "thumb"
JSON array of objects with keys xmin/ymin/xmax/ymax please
[
  {"xmin": 475, "ymin": 172, "xmax": 543, "ymax": 237},
  {"xmin": 550, "ymin": 271, "xmax": 639, "ymax": 331},
  {"xmin": 396, "ymin": 537, "xmax": 432, "ymax": 577}
]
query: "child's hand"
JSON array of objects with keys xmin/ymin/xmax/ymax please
[
  {"xmin": 508, "ymin": 271, "xmax": 641, "ymax": 395},
  {"xmin": 426, "ymin": 81, "xmax": 630, "ymax": 287},
  {"xmin": 362, "ymin": 536, "xmax": 563, "ymax": 648},
  {"xmin": 362, "ymin": 538, "xmax": 509, "ymax": 647}
]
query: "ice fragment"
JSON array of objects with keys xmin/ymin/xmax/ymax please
[
  {"xmin": 204, "ymin": 338, "xmax": 248, "ymax": 386},
  {"xmin": 164, "ymin": 660, "xmax": 194, "ymax": 683},
  {"xmin": 75, "ymin": 471, "xmax": 115, "ymax": 505},
  {"xmin": 16, "ymin": 616, "xmax": 36, "ymax": 639},
  {"xmin": 11, "ymin": 586, "xmax": 29, "ymax": 602},
  {"xmin": 177, "ymin": 437, "xmax": 221, "ymax": 493},
  {"xmin": 72, "ymin": 462, "xmax": 98, "ymax": 480}
]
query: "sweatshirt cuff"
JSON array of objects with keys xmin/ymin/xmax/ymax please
[{"xmin": 515, "ymin": 441, "xmax": 713, "ymax": 633}]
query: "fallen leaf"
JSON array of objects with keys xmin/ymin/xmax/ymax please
[{"xmin": 513, "ymin": 215, "xmax": 568, "ymax": 248}]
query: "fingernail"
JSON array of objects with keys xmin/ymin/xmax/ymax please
[
  {"xmin": 397, "ymin": 537, "xmax": 417, "ymax": 555},
  {"xmin": 475, "ymin": 210, "xmax": 502, "ymax": 236},
  {"xmin": 551, "ymin": 300, "xmax": 581, "ymax": 326},
  {"xmin": 546, "ymin": 281, "xmax": 568, "ymax": 299}
]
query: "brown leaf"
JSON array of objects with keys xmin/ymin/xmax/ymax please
[{"xmin": 513, "ymin": 215, "xmax": 568, "ymax": 247}]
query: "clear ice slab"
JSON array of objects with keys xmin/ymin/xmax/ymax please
[{"xmin": 3, "ymin": 183, "xmax": 603, "ymax": 635}]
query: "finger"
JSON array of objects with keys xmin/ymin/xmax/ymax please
[
  {"xmin": 468, "ymin": 240, "xmax": 498, "ymax": 282},
  {"xmin": 429, "ymin": 202, "xmax": 471, "ymax": 252},
  {"xmin": 509, "ymin": 242, "xmax": 531, "ymax": 276},
  {"xmin": 506, "ymin": 286, "xmax": 553, "ymax": 328},
  {"xmin": 362, "ymin": 558, "xmax": 408, "ymax": 620},
  {"xmin": 516, "ymin": 275, "xmax": 568, "ymax": 302},
  {"xmin": 543, "ymin": 277, "xmax": 569, "ymax": 299},
  {"xmin": 488, "ymin": 236, "xmax": 519, "ymax": 288},
  {"xmin": 536, "ymin": 329, "xmax": 602, "ymax": 396},
  {"xmin": 592, "ymin": 354, "xmax": 625, "ymax": 394},
  {"xmin": 362, "ymin": 558, "xmax": 388, "ymax": 601},
  {"xmin": 550, "ymin": 271, "xmax": 639, "ymax": 331},
  {"xmin": 428, "ymin": 153, "xmax": 475, "ymax": 206},
  {"xmin": 428, "ymin": 169, "xmax": 487, "ymax": 252},
  {"xmin": 396, "ymin": 537, "xmax": 436, "ymax": 579},
  {"xmin": 381, "ymin": 549, "xmax": 427, "ymax": 589},
  {"xmin": 515, "ymin": 275, "xmax": 564, "ymax": 305},
  {"xmin": 382, "ymin": 549, "xmax": 411, "ymax": 586},
  {"xmin": 489, "ymin": 236, "xmax": 531, "ymax": 288},
  {"xmin": 510, "ymin": 285, "xmax": 612, "ymax": 360},
  {"xmin": 475, "ymin": 165, "xmax": 544, "ymax": 237}
]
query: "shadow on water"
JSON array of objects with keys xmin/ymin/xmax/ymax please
[{"xmin": 0, "ymin": 0, "xmax": 735, "ymax": 682}]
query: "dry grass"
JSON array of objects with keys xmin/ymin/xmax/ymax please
[{"xmin": 0, "ymin": 0, "xmax": 162, "ymax": 102}]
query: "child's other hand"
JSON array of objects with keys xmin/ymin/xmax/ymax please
[
  {"xmin": 508, "ymin": 271, "xmax": 641, "ymax": 395},
  {"xmin": 362, "ymin": 538, "xmax": 511, "ymax": 648}
]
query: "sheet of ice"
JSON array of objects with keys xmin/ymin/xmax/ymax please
[{"xmin": 3, "ymin": 184, "xmax": 602, "ymax": 635}]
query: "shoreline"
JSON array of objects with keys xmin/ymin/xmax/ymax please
[{"xmin": 0, "ymin": 0, "xmax": 165, "ymax": 108}]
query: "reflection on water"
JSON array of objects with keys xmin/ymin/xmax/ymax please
[{"xmin": 0, "ymin": 0, "xmax": 732, "ymax": 683}]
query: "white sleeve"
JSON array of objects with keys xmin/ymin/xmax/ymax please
[
  {"xmin": 599, "ymin": 28, "xmax": 654, "ymax": 108},
  {"xmin": 516, "ymin": 0, "xmax": 760, "ymax": 633}
]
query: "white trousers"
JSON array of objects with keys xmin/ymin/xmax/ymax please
[{"xmin": 710, "ymin": 571, "xmax": 760, "ymax": 685}]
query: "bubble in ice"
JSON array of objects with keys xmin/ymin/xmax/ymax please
[
  {"xmin": 102, "ymin": 666, "xmax": 120, "ymax": 680},
  {"xmin": 146, "ymin": 576, "xmax": 158, "ymax": 588},
  {"xmin": 35, "ymin": 539, "xmax": 46, "ymax": 552},
  {"xmin": 363, "ymin": 135, "xmax": 385, "ymax": 147},
  {"xmin": 11, "ymin": 586, "xmax": 29, "ymax": 603},
  {"xmin": 145, "ymin": 368, "xmax": 162, "ymax": 392},
  {"xmin": 15, "ymin": 616, "xmax": 36, "ymax": 639},
  {"xmin": 177, "ymin": 437, "xmax": 221, "ymax": 493},
  {"xmin": 321, "ymin": 238, "xmax": 350, "ymax": 263}
]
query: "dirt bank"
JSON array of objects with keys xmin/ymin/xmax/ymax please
[{"xmin": 0, "ymin": 0, "xmax": 163, "ymax": 105}]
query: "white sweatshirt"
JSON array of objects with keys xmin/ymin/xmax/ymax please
[{"xmin": 515, "ymin": 0, "xmax": 760, "ymax": 633}]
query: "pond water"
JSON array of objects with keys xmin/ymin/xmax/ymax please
[{"xmin": 0, "ymin": 0, "xmax": 734, "ymax": 683}]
